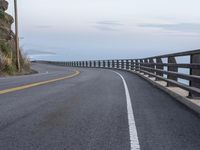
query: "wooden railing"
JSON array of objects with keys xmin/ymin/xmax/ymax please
[{"xmin": 39, "ymin": 49, "xmax": 200, "ymax": 98}]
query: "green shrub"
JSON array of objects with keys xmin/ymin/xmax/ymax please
[
  {"xmin": 3, "ymin": 63, "xmax": 16, "ymax": 75},
  {"xmin": 0, "ymin": 43, "xmax": 11, "ymax": 57},
  {"xmin": 0, "ymin": 10, "xmax": 5, "ymax": 19}
]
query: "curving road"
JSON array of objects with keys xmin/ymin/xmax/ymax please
[{"xmin": 0, "ymin": 63, "xmax": 200, "ymax": 150}]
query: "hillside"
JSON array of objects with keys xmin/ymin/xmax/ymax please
[{"xmin": 0, "ymin": 0, "xmax": 30, "ymax": 75}]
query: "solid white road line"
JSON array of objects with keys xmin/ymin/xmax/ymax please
[{"xmin": 112, "ymin": 71, "xmax": 141, "ymax": 150}]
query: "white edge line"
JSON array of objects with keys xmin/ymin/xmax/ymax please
[{"xmin": 112, "ymin": 70, "xmax": 141, "ymax": 150}]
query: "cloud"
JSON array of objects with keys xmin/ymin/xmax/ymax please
[
  {"xmin": 96, "ymin": 21, "xmax": 123, "ymax": 26},
  {"xmin": 139, "ymin": 23, "xmax": 200, "ymax": 33},
  {"xmin": 26, "ymin": 49, "xmax": 57, "ymax": 55},
  {"xmin": 35, "ymin": 25, "xmax": 53, "ymax": 29},
  {"xmin": 94, "ymin": 20, "xmax": 123, "ymax": 31}
]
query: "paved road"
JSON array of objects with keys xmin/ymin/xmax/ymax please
[{"xmin": 0, "ymin": 63, "xmax": 200, "ymax": 150}]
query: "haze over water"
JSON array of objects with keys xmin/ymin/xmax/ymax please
[{"xmin": 7, "ymin": 0, "xmax": 200, "ymax": 61}]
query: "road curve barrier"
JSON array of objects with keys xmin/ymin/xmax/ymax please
[{"xmin": 36, "ymin": 49, "xmax": 200, "ymax": 100}]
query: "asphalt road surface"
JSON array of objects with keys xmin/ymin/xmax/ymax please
[{"xmin": 0, "ymin": 63, "xmax": 200, "ymax": 150}]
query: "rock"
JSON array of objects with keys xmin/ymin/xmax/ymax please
[
  {"xmin": 0, "ymin": 13, "xmax": 14, "ymax": 28},
  {"xmin": 0, "ymin": 0, "xmax": 14, "ymax": 41},
  {"xmin": 0, "ymin": 27, "xmax": 13, "ymax": 40},
  {"xmin": 0, "ymin": 0, "xmax": 8, "ymax": 11}
]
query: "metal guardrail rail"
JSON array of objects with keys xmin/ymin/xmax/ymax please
[{"xmin": 39, "ymin": 49, "xmax": 200, "ymax": 98}]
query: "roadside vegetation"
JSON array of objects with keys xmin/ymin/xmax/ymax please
[{"xmin": 0, "ymin": 42, "xmax": 31, "ymax": 76}]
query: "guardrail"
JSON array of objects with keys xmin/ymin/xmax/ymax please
[{"xmin": 39, "ymin": 49, "xmax": 200, "ymax": 98}]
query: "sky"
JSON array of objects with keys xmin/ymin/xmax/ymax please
[{"xmin": 7, "ymin": 0, "xmax": 200, "ymax": 61}]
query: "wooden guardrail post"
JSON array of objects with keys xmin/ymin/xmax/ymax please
[
  {"xmin": 189, "ymin": 54, "xmax": 200, "ymax": 98},
  {"xmin": 89, "ymin": 61, "xmax": 92, "ymax": 68},
  {"xmin": 112, "ymin": 60, "xmax": 115, "ymax": 68},
  {"xmin": 98, "ymin": 61, "xmax": 101, "ymax": 68},
  {"xmin": 144, "ymin": 59, "xmax": 148, "ymax": 75},
  {"xmin": 135, "ymin": 60, "xmax": 139, "ymax": 71},
  {"xmin": 116, "ymin": 60, "xmax": 119, "ymax": 68},
  {"xmin": 156, "ymin": 58, "xmax": 163, "ymax": 79},
  {"xmin": 167, "ymin": 56, "xmax": 178, "ymax": 86},
  {"xmin": 126, "ymin": 60, "xmax": 129, "ymax": 70},
  {"xmin": 121, "ymin": 60, "xmax": 124, "ymax": 69},
  {"xmin": 107, "ymin": 60, "xmax": 110, "ymax": 68},
  {"xmin": 130, "ymin": 60, "xmax": 134, "ymax": 70}
]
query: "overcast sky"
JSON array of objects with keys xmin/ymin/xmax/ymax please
[{"xmin": 7, "ymin": 0, "xmax": 200, "ymax": 61}]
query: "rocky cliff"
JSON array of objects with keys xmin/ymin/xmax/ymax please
[{"xmin": 0, "ymin": 0, "xmax": 30, "ymax": 75}]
